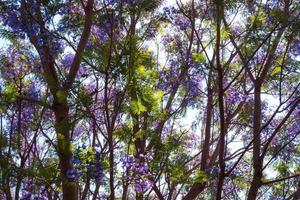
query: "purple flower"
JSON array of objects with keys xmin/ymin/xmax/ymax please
[
  {"xmin": 162, "ymin": 6, "xmax": 177, "ymax": 20},
  {"xmin": 21, "ymin": 190, "xmax": 31, "ymax": 200},
  {"xmin": 51, "ymin": 41, "xmax": 63, "ymax": 56},
  {"xmin": 91, "ymin": 26, "xmax": 108, "ymax": 42},
  {"xmin": 131, "ymin": 165, "xmax": 137, "ymax": 172},
  {"xmin": 61, "ymin": 53, "xmax": 74, "ymax": 68},
  {"xmin": 124, "ymin": 0, "xmax": 138, "ymax": 5},
  {"xmin": 20, "ymin": 180, "xmax": 49, "ymax": 200},
  {"xmin": 162, "ymin": 34, "xmax": 174, "ymax": 45},
  {"xmin": 174, "ymin": 16, "xmax": 190, "ymax": 31},
  {"xmin": 135, "ymin": 183, "xmax": 142, "ymax": 193},
  {"xmin": 122, "ymin": 154, "xmax": 153, "ymax": 193},
  {"xmin": 163, "ymin": 7, "xmax": 171, "ymax": 16},
  {"xmin": 28, "ymin": 83, "xmax": 40, "ymax": 100},
  {"xmin": 37, "ymin": 38, "xmax": 44, "ymax": 46},
  {"xmin": 291, "ymin": 39, "xmax": 300, "ymax": 57},
  {"xmin": 70, "ymin": 156, "xmax": 81, "ymax": 165},
  {"xmin": 66, "ymin": 168, "xmax": 82, "ymax": 179}
]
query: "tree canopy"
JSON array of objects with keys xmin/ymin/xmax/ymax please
[{"xmin": 0, "ymin": 0, "xmax": 300, "ymax": 199}]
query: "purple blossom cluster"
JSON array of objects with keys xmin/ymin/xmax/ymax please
[
  {"xmin": 174, "ymin": 16, "xmax": 191, "ymax": 31},
  {"xmin": 162, "ymin": 6, "xmax": 177, "ymax": 21},
  {"xmin": 1, "ymin": 3, "xmax": 31, "ymax": 39},
  {"xmin": 162, "ymin": 34, "xmax": 174, "ymax": 45},
  {"xmin": 0, "ymin": 47, "xmax": 31, "ymax": 80},
  {"xmin": 285, "ymin": 122, "xmax": 300, "ymax": 138},
  {"xmin": 290, "ymin": 39, "xmax": 300, "ymax": 57},
  {"xmin": 282, "ymin": 99, "xmax": 300, "ymax": 138},
  {"xmin": 227, "ymin": 86, "xmax": 248, "ymax": 106},
  {"xmin": 89, "ymin": 14, "xmax": 124, "ymax": 45},
  {"xmin": 123, "ymin": 0, "xmax": 139, "ymax": 5},
  {"xmin": 20, "ymin": 180, "xmax": 48, "ymax": 200},
  {"xmin": 122, "ymin": 154, "xmax": 153, "ymax": 193},
  {"xmin": 60, "ymin": 53, "xmax": 88, "ymax": 77},
  {"xmin": 158, "ymin": 67, "xmax": 178, "ymax": 89},
  {"xmin": 162, "ymin": 6, "xmax": 190, "ymax": 31},
  {"xmin": 9, "ymin": 103, "xmax": 35, "ymax": 133},
  {"xmin": 0, "ymin": 1, "xmax": 64, "ymax": 59},
  {"xmin": 61, "ymin": 53, "xmax": 74, "ymax": 68},
  {"xmin": 0, "ymin": 0, "xmax": 45, "ymax": 39},
  {"xmin": 27, "ymin": 82, "xmax": 41, "ymax": 101},
  {"xmin": 264, "ymin": 0, "xmax": 284, "ymax": 10},
  {"xmin": 67, "ymin": 145, "xmax": 104, "ymax": 183},
  {"xmin": 229, "ymin": 160, "xmax": 250, "ymax": 178},
  {"xmin": 208, "ymin": 166, "xmax": 220, "ymax": 177},
  {"xmin": 58, "ymin": 0, "xmax": 84, "ymax": 16},
  {"xmin": 66, "ymin": 167, "xmax": 82, "ymax": 180},
  {"xmin": 91, "ymin": 26, "xmax": 108, "ymax": 42},
  {"xmin": 223, "ymin": 179, "xmax": 238, "ymax": 196},
  {"xmin": 186, "ymin": 69, "xmax": 203, "ymax": 98}
]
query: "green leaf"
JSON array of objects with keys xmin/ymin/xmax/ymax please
[
  {"xmin": 194, "ymin": 170, "xmax": 208, "ymax": 184},
  {"xmin": 234, "ymin": 176, "xmax": 248, "ymax": 189},
  {"xmin": 102, "ymin": 157, "xmax": 110, "ymax": 169},
  {"xmin": 20, "ymin": 55, "xmax": 28, "ymax": 61},
  {"xmin": 221, "ymin": 28, "xmax": 231, "ymax": 40},
  {"xmin": 130, "ymin": 98, "xmax": 147, "ymax": 115},
  {"xmin": 140, "ymin": 51, "xmax": 151, "ymax": 59},
  {"xmin": 192, "ymin": 52, "xmax": 206, "ymax": 63},
  {"xmin": 276, "ymin": 162, "xmax": 288, "ymax": 174},
  {"xmin": 3, "ymin": 83, "xmax": 18, "ymax": 102},
  {"xmin": 261, "ymin": 177, "xmax": 269, "ymax": 184},
  {"xmin": 134, "ymin": 130, "xmax": 143, "ymax": 140},
  {"xmin": 249, "ymin": 11, "xmax": 266, "ymax": 27},
  {"xmin": 271, "ymin": 66, "xmax": 281, "ymax": 76},
  {"xmin": 170, "ymin": 165, "xmax": 185, "ymax": 183},
  {"xmin": 136, "ymin": 65, "xmax": 146, "ymax": 78},
  {"xmin": 229, "ymin": 63, "xmax": 239, "ymax": 69},
  {"xmin": 154, "ymin": 90, "xmax": 163, "ymax": 100}
]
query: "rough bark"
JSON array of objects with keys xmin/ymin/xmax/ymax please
[
  {"xmin": 215, "ymin": 1, "xmax": 226, "ymax": 199},
  {"xmin": 247, "ymin": 84, "xmax": 262, "ymax": 200}
]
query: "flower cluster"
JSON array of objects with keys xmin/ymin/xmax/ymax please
[
  {"xmin": 0, "ymin": 0, "xmax": 42, "ymax": 38},
  {"xmin": 162, "ymin": 6, "xmax": 177, "ymax": 21},
  {"xmin": 290, "ymin": 39, "xmax": 300, "ymax": 57},
  {"xmin": 20, "ymin": 180, "xmax": 48, "ymax": 200},
  {"xmin": 174, "ymin": 16, "xmax": 191, "ymax": 31},
  {"xmin": 123, "ymin": 0, "xmax": 139, "ymax": 5},
  {"xmin": 0, "ymin": 1, "xmax": 64, "ymax": 59},
  {"xmin": 162, "ymin": 34, "xmax": 174, "ymax": 45},
  {"xmin": 227, "ymin": 85, "xmax": 249, "ymax": 106},
  {"xmin": 67, "ymin": 145, "xmax": 104, "ymax": 183},
  {"xmin": 91, "ymin": 26, "xmax": 108, "ymax": 42},
  {"xmin": 0, "ymin": 47, "xmax": 31, "ymax": 80},
  {"xmin": 89, "ymin": 14, "xmax": 124, "ymax": 45},
  {"xmin": 122, "ymin": 154, "xmax": 153, "ymax": 193}
]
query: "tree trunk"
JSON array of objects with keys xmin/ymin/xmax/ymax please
[
  {"xmin": 215, "ymin": 1, "xmax": 226, "ymax": 199},
  {"xmin": 247, "ymin": 84, "xmax": 262, "ymax": 200},
  {"xmin": 54, "ymin": 101, "xmax": 78, "ymax": 200}
]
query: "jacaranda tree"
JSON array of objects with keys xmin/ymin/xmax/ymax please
[{"xmin": 0, "ymin": 0, "xmax": 300, "ymax": 199}]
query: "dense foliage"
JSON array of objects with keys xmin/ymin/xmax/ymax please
[{"xmin": 0, "ymin": 0, "xmax": 300, "ymax": 199}]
